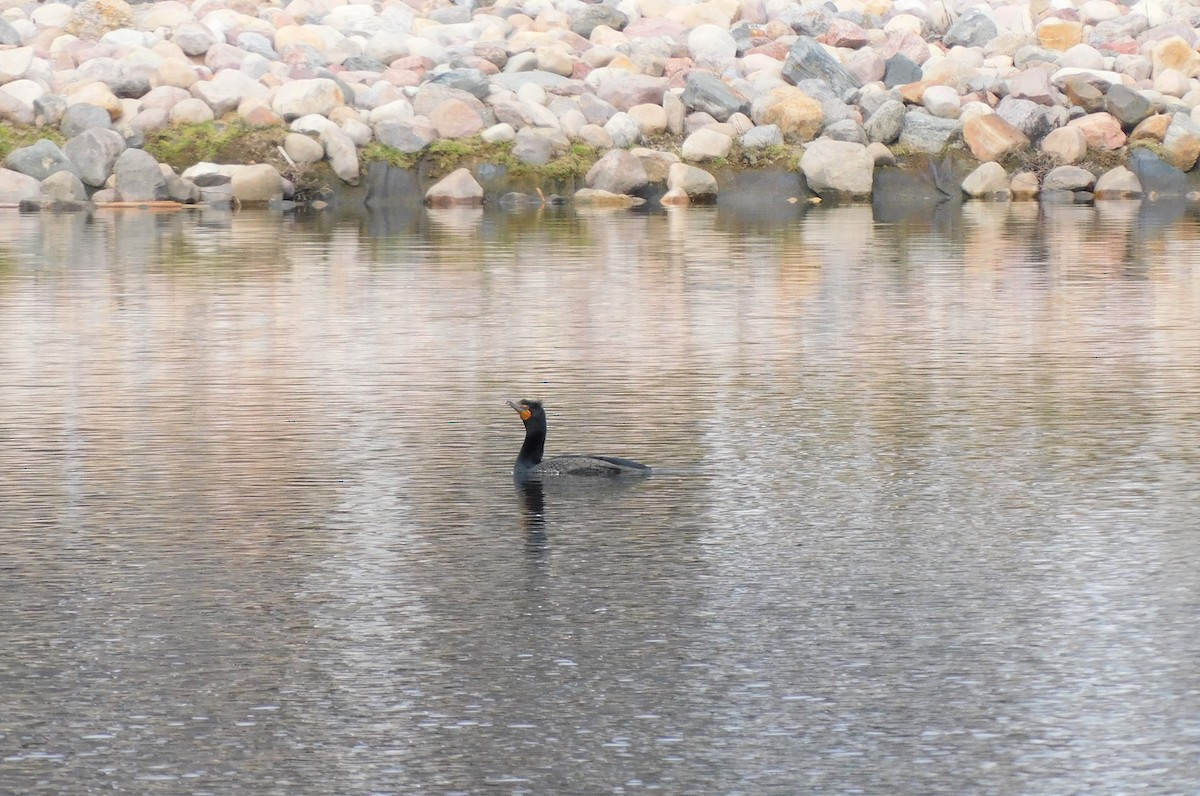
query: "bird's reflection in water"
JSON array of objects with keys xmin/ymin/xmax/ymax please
[{"xmin": 515, "ymin": 478, "xmax": 547, "ymax": 553}]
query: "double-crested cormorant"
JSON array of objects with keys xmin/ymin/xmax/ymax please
[{"xmin": 507, "ymin": 399, "xmax": 651, "ymax": 480}]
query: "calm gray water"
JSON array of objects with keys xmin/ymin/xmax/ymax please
[{"xmin": 1, "ymin": 200, "xmax": 1198, "ymax": 795}]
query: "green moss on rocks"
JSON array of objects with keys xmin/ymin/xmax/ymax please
[
  {"xmin": 0, "ymin": 123, "xmax": 65, "ymax": 160},
  {"xmin": 144, "ymin": 120, "xmax": 288, "ymax": 173}
]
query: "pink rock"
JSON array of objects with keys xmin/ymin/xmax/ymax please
[
  {"xmin": 1067, "ymin": 112, "xmax": 1126, "ymax": 150},
  {"xmin": 594, "ymin": 73, "xmax": 668, "ymax": 110},
  {"xmin": 429, "ymin": 98, "xmax": 485, "ymax": 139},
  {"xmin": 382, "ymin": 69, "xmax": 422, "ymax": 88},
  {"xmin": 1006, "ymin": 66, "xmax": 1055, "ymax": 106},
  {"xmin": 878, "ymin": 31, "xmax": 930, "ymax": 64},
  {"xmin": 820, "ymin": 18, "xmax": 870, "ymax": 49}
]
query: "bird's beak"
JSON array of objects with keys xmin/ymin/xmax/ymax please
[{"xmin": 507, "ymin": 400, "xmax": 532, "ymax": 421}]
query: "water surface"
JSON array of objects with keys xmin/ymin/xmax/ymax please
[{"xmin": 2, "ymin": 201, "xmax": 1198, "ymax": 794}]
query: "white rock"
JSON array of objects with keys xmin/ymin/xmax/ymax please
[
  {"xmin": 271, "ymin": 78, "xmax": 346, "ymax": 121},
  {"xmin": 605, "ymin": 112, "xmax": 641, "ymax": 148},
  {"xmin": 321, "ymin": 126, "xmax": 359, "ymax": 186},
  {"xmin": 284, "ymin": 133, "xmax": 325, "ymax": 164},
  {"xmin": 799, "ymin": 138, "xmax": 874, "ymax": 196},
  {"xmin": 681, "ymin": 128, "xmax": 733, "ymax": 160},
  {"xmin": 666, "ymin": 162, "xmax": 718, "ymax": 197},
  {"xmin": 170, "ymin": 97, "xmax": 215, "ymax": 124},
  {"xmin": 923, "ymin": 85, "xmax": 961, "ymax": 118},
  {"xmin": 961, "ymin": 161, "xmax": 1011, "ymax": 198},
  {"xmin": 481, "ymin": 122, "xmax": 516, "ymax": 143},
  {"xmin": 688, "ymin": 24, "xmax": 737, "ymax": 67},
  {"xmin": 190, "ymin": 69, "xmax": 268, "ymax": 116}
]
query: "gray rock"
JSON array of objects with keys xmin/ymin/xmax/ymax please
[
  {"xmin": 604, "ymin": 112, "xmax": 641, "ymax": 148},
  {"xmin": 782, "ymin": 37, "xmax": 859, "ymax": 96},
  {"xmin": 570, "ymin": 5, "xmax": 627, "ymax": 37},
  {"xmin": 800, "ymin": 138, "xmax": 874, "ymax": 196},
  {"xmin": 1092, "ymin": 14, "xmax": 1150, "ymax": 43},
  {"xmin": 883, "ymin": 54, "xmax": 922, "ymax": 88},
  {"xmin": 1105, "ymin": 84, "xmax": 1152, "ymax": 128},
  {"xmin": 63, "ymin": 128, "xmax": 126, "ymax": 187},
  {"xmin": 40, "ymin": 171, "xmax": 88, "ymax": 202},
  {"xmin": 897, "ymin": 113, "xmax": 963, "ymax": 153},
  {"xmin": 428, "ymin": 68, "xmax": 493, "ymax": 100},
  {"xmin": 742, "ymin": 124, "xmax": 783, "ymax": 148},
  {"xmin": 778, "ymin": 4, "xmax": 832, "ymax": 36},
  {"xmin": 0, "ymin": 18, "xmax": 19, "ymax": 46},
  {"xmin": 1013, "ymin": 45, "xmax": 1061, "ymax": 69},
  {"xmin": 5, "ymin": 139, "xmax": 80, "ymax": 181},
  {"xmin": 237, "ymin": 32, "xmax": 278, "ymax": 60},
  {"xmin": 60, "ymin": 103, "xmax": 113, "ymax": 139},
  {"xmin": 164, "ymin": 172, "xmax": 201, "ymax": 204},
  {"xmin": 823, "ymin": 118, "xmax": 868, "ymax": 145},
  {"xmin": 586, "ymin": 149, "xmax": 648, "ymax": 194},
  {"xmin": 113, "ymin": 148, "xmax": 168, "ymax": 202},
  {"xmin": 681, "ymin": 72, "xmax": 750, "ymax": 123},
  {"xmin": 512, "ymin": 127, "xmax": 568, "ymax": 166},
  {"xmin": 173, "ymin": 21, "xmax": 219, "ymax": 56},
  {"xmin": 996, "ymin": 96, "xmax": 1065, "ymax": 141},
  {"xmin": 374, "ymin": 117, "xmax": 437, "ymax": 152},
  {"xmin": 1043, "ymin": 165, "xmax": 1096, "ymax": 191},
  {"xmin": 864, "ymin": 99, "xmax": 906, "ymax": 143},
  {"xmin": 342, "ymin": 55, "xmax": 387, "ymax": 72},
  {"xmin": 34, "ymin": 95, "xmax": 67, "ymax": 126},
  {"xmin": 944, "ymin": 9, "xmax": 998, "ymax": 49}
]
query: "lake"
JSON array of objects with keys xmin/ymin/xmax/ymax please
[{"xmin": 1, "ymin": 198, "xmax": 1198, "ymax": 794}]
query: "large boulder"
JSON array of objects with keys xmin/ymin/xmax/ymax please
[
  {"xmin": 0, "ymin": 168, "xmax": 40, "ymax": 203},
  {"xmin": 5, "ymin": 139, "xmax": 79, "ymax": 181},
  {"xmin": 799, "ymin": 138, "xmax": 874, "ymax": 196},
  {"xmin": 897, "ymin": 114, "xmax": 962, "ymax": 153},
  {"xmin": 751, "ymin": 86, "xmax": 823, "ymax": 143},
  {"xmin": 231, "ymin": 164, "xmax": 285, "ymax": 203},
  {"xmin": 425, "ymin": 168, "xmax": 483, "ymax": 207},
  {"xmin": 63, "ymin": 128, "xmax": 126, "ymax": 187},
  {"xmin": 585, "ymin": 150, "xmax": 648, "ymax": 195},
  {"xmin": 782, "ymin": 37, "xmax": 860, "ymax": 96},
  {"xmin": 681, "ymin": 72, "xmax": 750, "ymax": 122},
  {"xmin": 963, "ymin": 114, "xmax": 1030, "ymax": 161},
  {"xmin": 271, "ymin": 78, "xmax": 345, "ymax": 121},
  {"xmin": 112, "ymin": 148, "xmax": 168, "ymax": 201}
]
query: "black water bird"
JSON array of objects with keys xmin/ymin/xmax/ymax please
[{"xmin": 507, "ymin": 399, "xmax": 651, "ymax": 480}]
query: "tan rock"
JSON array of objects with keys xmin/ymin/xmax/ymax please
[
  {"xmin": 1094, "ymin": 166, "xmax": 1142, "ymax": 198},
  {"xmin": 1040, "ymin": 126, "xmax": 1088, "ymax": 164},
  {"xmin": 963, "ymin": 114, "xmax": 1030, "ymax": 162},
  {"xmin": 1010, "ymin": 170, "xmax": 1040, "ymax": 199},
  {"xmin": 1161, "ymin": 116, "xmax": 1200, "ymax": 171},
  {"xmin": 752, "ymin": 85, "xmax": 823, "ymax": 143},
  {"xmin": 1129, "ymin": 113, "xmax": 1171, "ymax": 143},
  {"xmin": 1036, "ymin": 19, "xmax": 1083, "ymax": 51},
  {"xmin": 1149, "ymin": 36, "xmax": 1200, "ymax": 78}
]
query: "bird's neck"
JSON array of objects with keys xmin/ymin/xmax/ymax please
[{"xmin": 517, "ymin": 425, "xmax": 546, "ymax": 468}]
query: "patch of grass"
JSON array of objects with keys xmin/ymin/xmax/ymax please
[
  {"xmin": 0, "ymin": 123, "xmax": 65, "ymax": 159},
  {"xmin": 143, "ymin": 120, "xmax": 288, "ymax": 173},
  {"xmin": 362, "ymin": 141, "xmax": 421, "ymax": 170}
]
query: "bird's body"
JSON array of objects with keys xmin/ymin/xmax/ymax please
[{"xmin": 507, "ymin": 399, "xmax": 651, "ymax": 481}]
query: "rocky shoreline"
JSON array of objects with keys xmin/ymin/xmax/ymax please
[{"xmin": 2, "ymin": 0, "xmax": 1200, "ymax": 211}]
